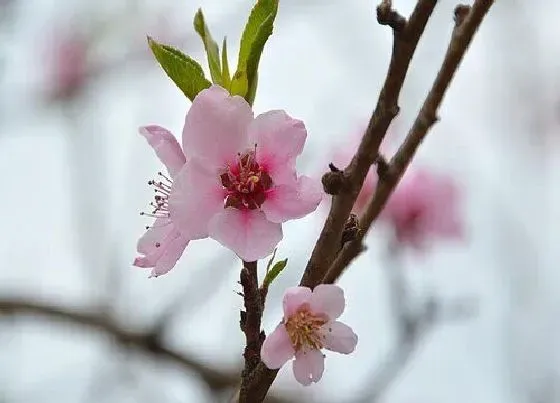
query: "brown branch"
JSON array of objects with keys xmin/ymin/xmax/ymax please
[
  {"xmin": 300, "ymin": 0, "xmax": 437, "ymax": 290},
  {"xmin": 240, "ymin": 1, "xmax": 439, "ymax": 401},
  {"xmin": 239, "ymin": 260, "xmax": 264, "ymax": 402},
  {"xmin": 324, "ymin": 0, "xmax": 495, "ymax": 284},
  {"xmin": 0, "ymin": 297, "xmax": 238, "ymax": 391}
]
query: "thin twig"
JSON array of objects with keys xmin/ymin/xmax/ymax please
[
  {"xmin": 324, "ymin": 0, "xmax": 496, "ymax": 284},
  {"xmin": 300, "ymin": 0, "xmax": 437, "ymax": 290}
]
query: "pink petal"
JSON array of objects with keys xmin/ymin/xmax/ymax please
[
  {"xmin": 149, "ymin": 235, "xmax": 189, "ymax": 278},
  {"xmin": 139, "ymin": 125, "xmax": 186, "ymax": 177},
  {"xmin": 310, "ymin": 284, "xmax": 345, "ymax": 320},
  {"xmin": 168, "ymin": 160, "xmax": 225, "ymax": 240},
  {"xmin": 292, "ymin": 349, "xmax": 325, "ymax": 386},
  {"xmin": 248, "ymin": 111, "xmax": 306, "ymax": 177},
  {"xmin": 134, "ymin": 219, "xmax": 189, "ymax": 277},
  {"xmin": 260, "ymin": 323, "xmax": 295, "ymax": 369},
  {"xmin": 320, "ymin": 321, "xmax": 358, "ymax": 354},
  {"xmin": 208, "ymin": 209, "xmax": 282, "ymax": 261},
  {"xmin": 262, "ymin": 176, "xmax": 322, "ymax": 223},
  {"xmin": 283, "ymin": 286, "xmax": 312, "ymax": 318},
  {"xmin": 136, "ymin": 217, "xmax": 174, "ymax": 255},
  {"xmin": 182, "ymin": 85, "xmax": 253, "ymax": 168}
]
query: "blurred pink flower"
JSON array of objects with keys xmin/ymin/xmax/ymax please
[
  {"xmin": 48, "ymin": 34, "xmax": 89, "ymax": 99},
  {"xmin": 134, "ymin": 126, "xmax": 189, "ymax": 277},
  {"xmin": 261, "ymin": 285, "xmax": 358, "ymax": 386},
  {"xmin": 381, "ymin": 169, "xmax": 463, "ymax": 249},
  {"xmin": 168, "ymin": 85, "xmax": 322, "ymax": 262}
]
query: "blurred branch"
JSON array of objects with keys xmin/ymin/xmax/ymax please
[
  {"xmin": 324, "ymin": 0, "xmax": 496, "ymax": 284},
  {"xmin": 353, "ymin": 243, "xmax": 476, "ymax": 403},
  {"xmin": 0, "ymin": 297, "xmax": 238, "ymax": 391}
]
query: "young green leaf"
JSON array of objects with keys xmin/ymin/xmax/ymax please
[
  {"xmin": 235, "ymin": 0, "xmax": 278, "ymax": 103},
  {"xmin": 193, "ymin": 9, "xmax": 223, "ymax": 86},
  {"xmin": 221, "ymin": 37, "xmax": 231, "ymax": 90},
  {"xmin": 230, "ymin": 70, "xmax": 248, "ymax": 98},
  {"xmin": 262, "ymin": 258, "xmax": 287, "ymax": 289},
  {"xmin": 147, "ymin": 37, "xmax": 211, "ymax": 101},
  {"xmin": 265, "ymin": 248, "xmax": 278, "ymax": 274}
]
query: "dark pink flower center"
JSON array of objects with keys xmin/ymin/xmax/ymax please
[
  {"xmin": 284, "ymin": 305, "xmax": 328, "ymax": 351},
  {"xmin": 220, "ymin": 150, "xmax": 272, "ymax": 210}
]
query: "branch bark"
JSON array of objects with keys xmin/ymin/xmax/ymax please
[
  {"xmin": 239, "ymin": 260, "xmax": 264, "ymax": 402},
  {"xmin": 324, "ymin": 0, "xmax": 495, "ymax": 284}
]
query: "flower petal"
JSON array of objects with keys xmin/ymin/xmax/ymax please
[
  {"xmin": 136, "ymin": 217, "xmax": 174, "ymax": 255},
  {"xmin": 283, "ymin": 286, "xmax": 312, "ymax": 318},
  {"xmin": 168, "ymin": 160, "xmax": 225, "ymax": 240},
  {"xmin": 321, "ymin": 321, "xmax": 358, "ymax": 354},
  {"xmin": 139, "ymin": 125, "xmax": 186, "ymax": 177},
  {"xmin": 292, "ymin": 349, "xmax": 325, "ymax": 386},
  {"xmin": 182, "ymin": 85, "xmax": 253, "ymax": 168},
  {"xmin": 310, "ymin": 284, "xmax": 345, "ymax": 320},
  {"xmin": 248, "ymin": 110, "xmax": 306, "ymax": 178},
  {"xmin": 262, "ymin": 176, "xmax": 322, "ymax": 223},
  {"xmin": 208, "ymin": 209, "xmax": 282, "ymax": 261},
  {"xmin": 260, "ymin": 323, "xmax": 295, "ymax": 369},
  {"xmin": 149, "ymin": 235, "xmax": 189, "ymax": 278},
  {"xmin": 134, "ymin": 220, "xmax": 189, "ymax": 277}
]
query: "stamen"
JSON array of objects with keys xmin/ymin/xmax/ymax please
[
  {"xmin": 220, "ymin": 149, "xmax": 273, "ymax": 210},
  {"xmin": 140, "ymin": 172, "xmax": 173, "ymax": 219},
  {"xmin": 284, "ymin": 305, "xmax": 328, "ymax": 352}
]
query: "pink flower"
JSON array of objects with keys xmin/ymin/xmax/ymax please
[
  {"xmin": 261, "ymin": 285, "xmax": 358, "ymax": 386},
  {"xmin": 381, "ymin": 169, "xmax": 463, "ymax": 249},
  {"xmin": 168, "ymin": 85, "xmax": 322, "ymax": 261},
  {"xmin": 134, "ymin": 126, "xmax": 189, "ymax": 277}
]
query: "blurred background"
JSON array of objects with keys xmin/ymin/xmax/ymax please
[{"xmin": 1, "ymin": 0, "xmax": 559, "ymax": 402}]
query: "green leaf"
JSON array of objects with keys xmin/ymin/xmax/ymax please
[
  {"xmin": 246, "ymin": 71, "xmax": 258, "ymax": 106},
  {"xmin": 263, "ymin": 258, "xmax": 287, "ymax": 289},
  {"xmin": 234, "ymin": 0, "xmax": 279, "ymax": 103},
  {"xmin": 193, "ymin": 8, "xmax": 223, "ymax": 85},
  {"xmin": 147, "ymin": 37, "xmax": 211, "ymax": 101},
  {"xmin": 230, "ymin": 70, "xmax": 248, "ymax": 98},
  {"xmin": 265, "ymin": 248, "xmax": 278, "ymax": 274},
  {"xmin": 221, "ymin": 37, "xmax": 231, "ymax": 89}
]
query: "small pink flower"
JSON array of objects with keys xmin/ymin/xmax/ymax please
[
  {"xmin": 261, "ymin": 285, "xmax": 358, "ymax": 386},
  {"xmin": 168, "ymin": 85, "xmax": 322, "ymax": 261},
  {"xmin": 381, "ymin": 169, "xmax": 463, "ymax": 249},
  {"xmin": 134, "ymin": 126, "xmax": 189, "ymax": 277}
]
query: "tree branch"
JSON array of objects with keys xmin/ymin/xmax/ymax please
[
  {"xmin": 324, "ymin": 0, "xmax": 496, "ymax": 284},
  {"xmin": 241, "ymin": 1, "xmax": 440, "ymax": 400}
]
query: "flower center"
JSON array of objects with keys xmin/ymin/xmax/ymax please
[
  {"xmin": 284, "ymin": 305, "xmax": 328, "ymax": 351},
  {"xmin": 220, "ymin": 149, "xmax": 272, "ymax": 210}
]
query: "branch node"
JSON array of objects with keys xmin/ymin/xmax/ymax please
[
  {"xmin": 454, "ymin": 4, "xmax": 471, "ymax": 27},
  {"xmin": 341, "ymin": 213, "xmax": 361, "ymax": 247},
  {"xmin": 377, "ymin": 0, "xmax": 407, "ymax": 32},
  {"xmin": 322, "ymin": 164, "xmax": 348, "ymax": 195},
  {"xmin": 375, "ymin": 153, "xmax": 390, "ymax": 179}
]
